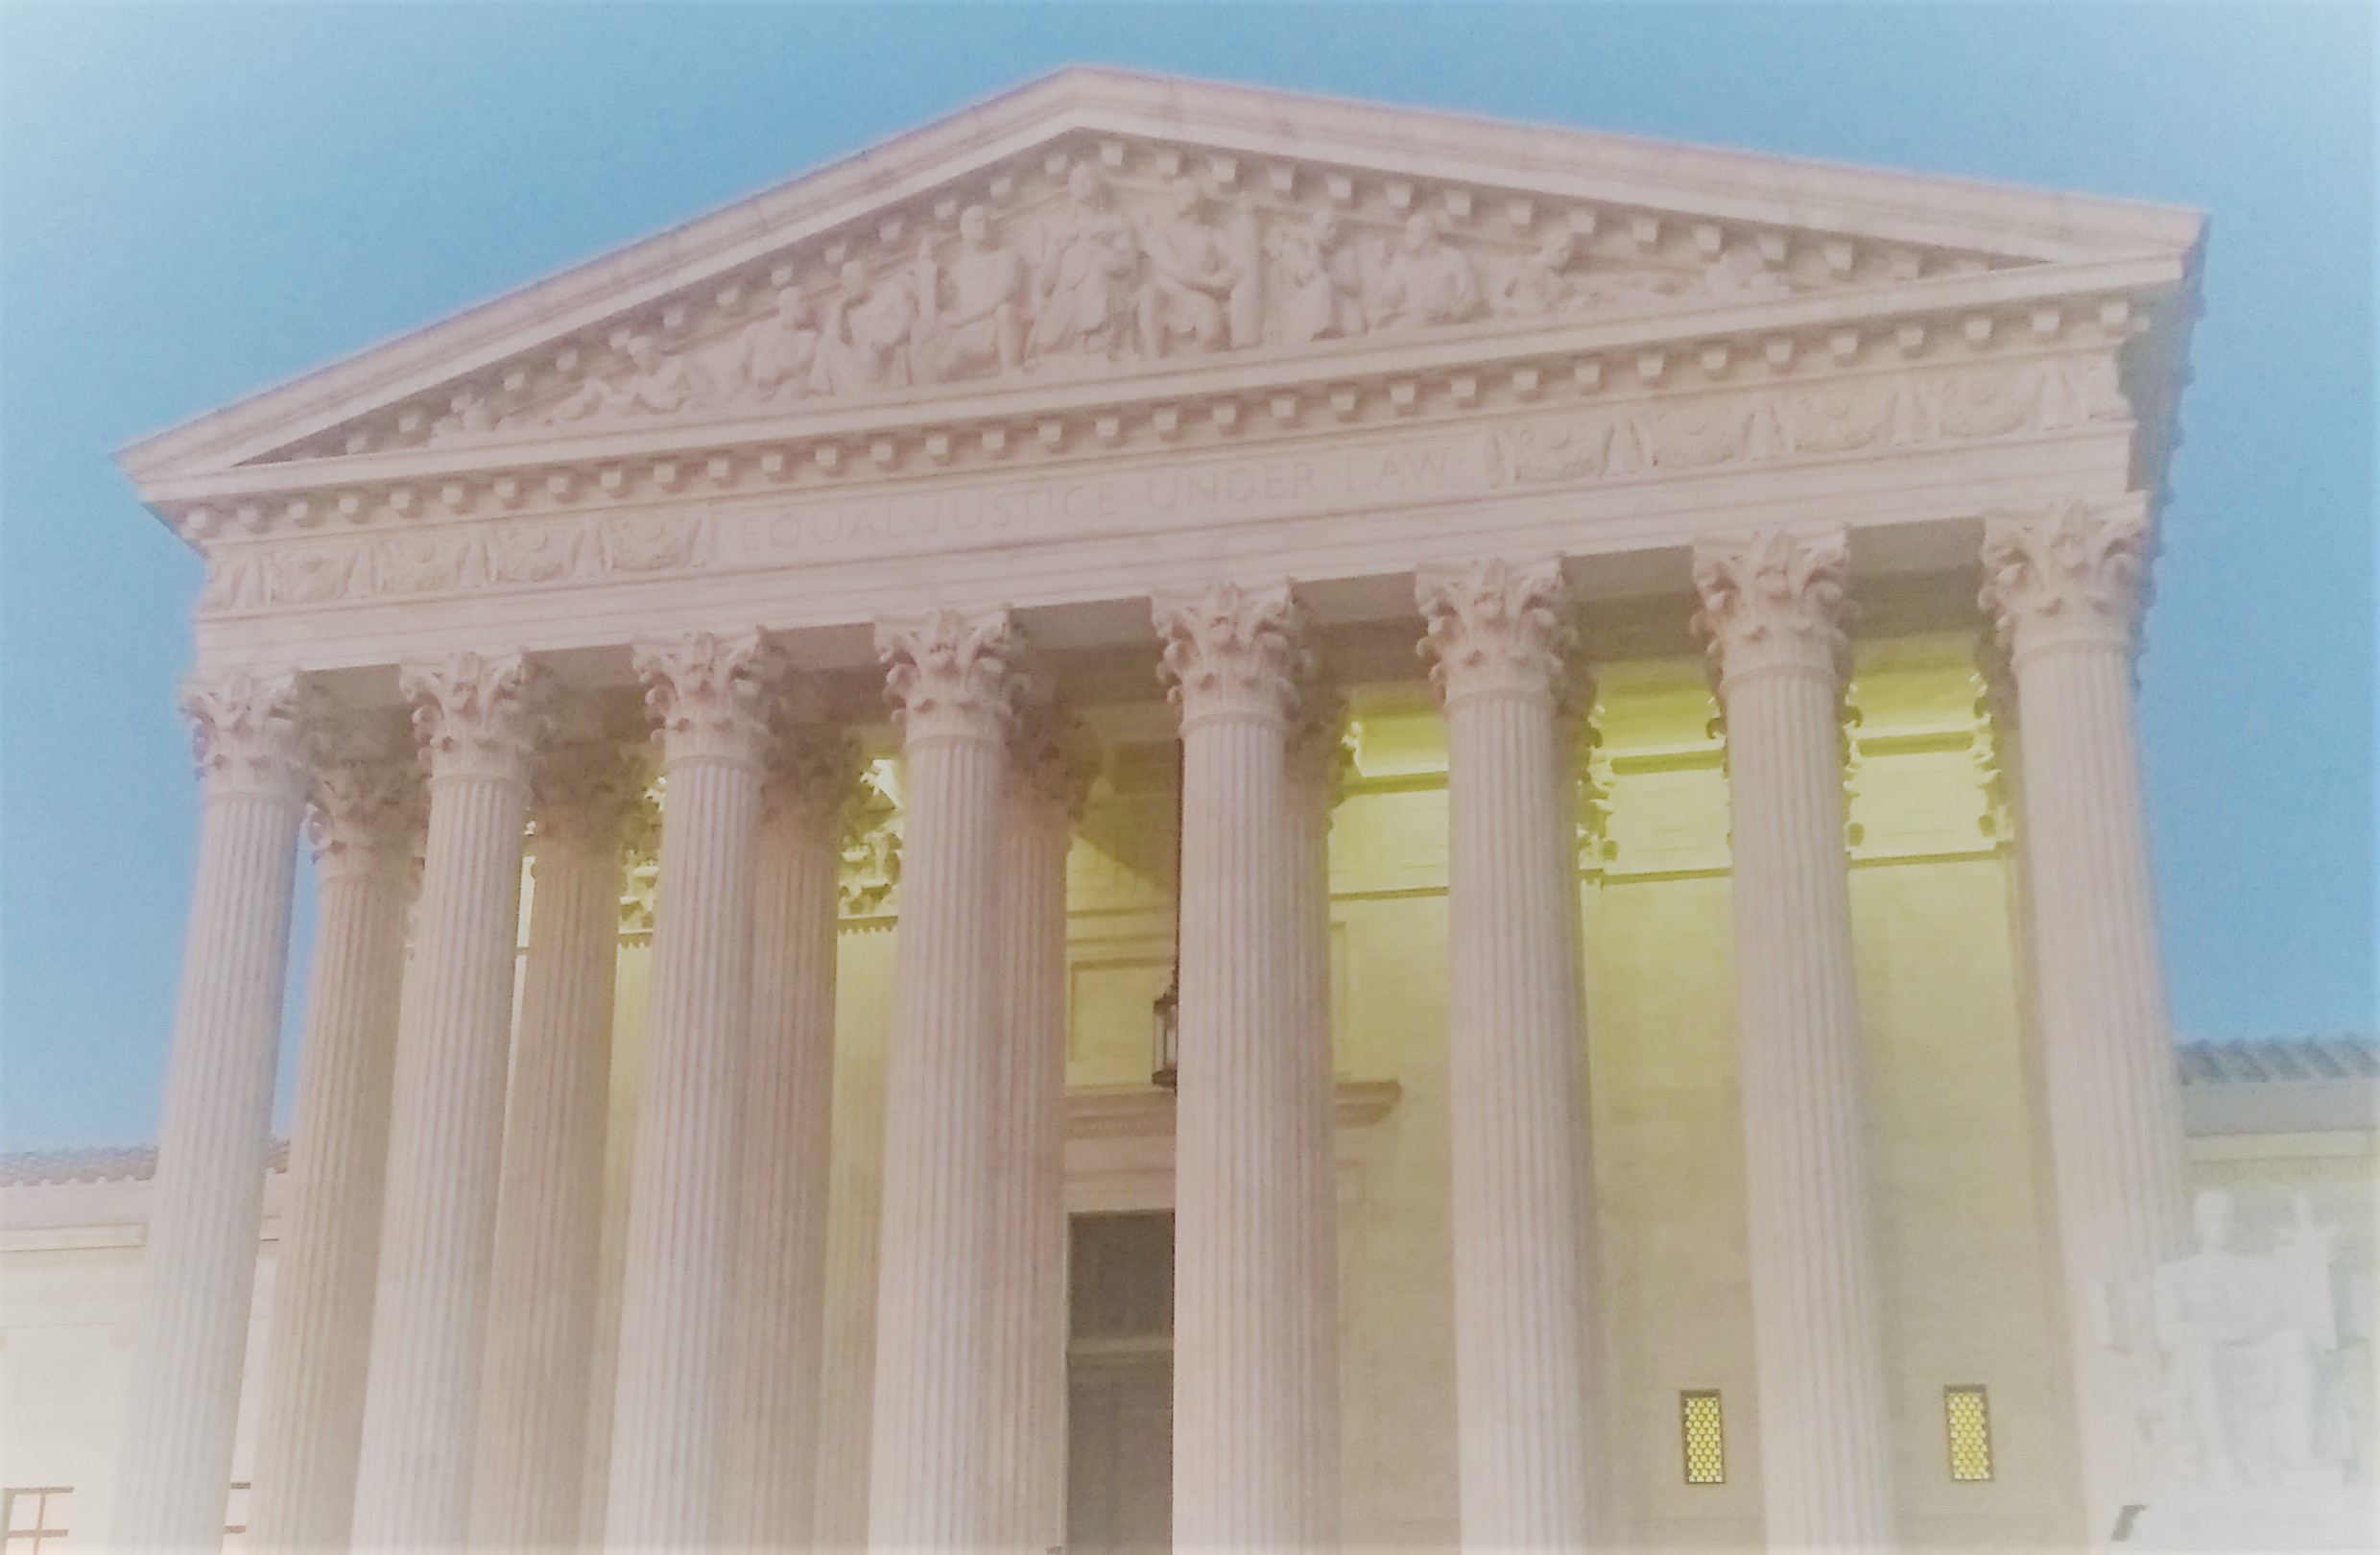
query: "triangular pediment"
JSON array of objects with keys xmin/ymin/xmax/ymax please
[{"xmin": 121, "ymin": 66, "xmax": 2201, "ymax": 490}]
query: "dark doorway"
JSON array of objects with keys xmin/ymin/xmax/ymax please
[{"xmin": 1065, "ymin": 1211, "xmax": 1174, "ymax": 1552}]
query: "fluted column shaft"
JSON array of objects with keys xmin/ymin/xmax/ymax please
[
  {"xmin": 720, "ymin": 730, "xmax": 852, "ymax": 1549},
  {"xmin": 1983, "ymin": 499, "xmax": 2188, "ymax": 1537},
  {"xmin": 985, "ymin": 706, "xmax": 1087, "ymax": 1553},
  {"xmin": 1693, "ymin": 531, "xmax": 1897, "ymax": 1552},
  {"xmin": 1419, "ymin": 560, "xmax": 1603, "ymax": 1548},
  {"xmin": 1155, "ymin": 582, "xmax": 1334, "ymax": 1550},
  {"xmin": 604, "ymin": 632, "xmax": 782, "ymax": 1551},
  {"xmin": 352, "ymin": 653, "xmax": 549, "ymax": 1550},
  {"xmin": 1284, "ymin": 698, "xmax": 1345, "ymax": 1548},
  {"xmin": 868, "ymin": 608, "xmax": 1021, "ymax": 1549},
  {"xmin": 250, "ymin": 732, "xmax": 421, "ymax": 1555},
  {"xmin": 473, "ymin": 741, "xmax": 639, "ymax": 1548},
  {"xmin": 114, "ymin": 671, "xmax": 312, "ymax": 1554}
]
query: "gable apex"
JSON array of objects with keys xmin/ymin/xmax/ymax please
[{"xmin": 120, "ymin": 66, "xmax": 2202, "ymax": 489}]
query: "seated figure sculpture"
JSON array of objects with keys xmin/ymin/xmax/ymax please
[{"xmin": 2150, "ymin": 1189, "xmax": 2340, "ymax": 1491}]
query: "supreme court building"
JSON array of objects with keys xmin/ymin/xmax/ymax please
[{"xmin": 20, "ymin": 67, "xmax": 2376, "ymax": 1553}]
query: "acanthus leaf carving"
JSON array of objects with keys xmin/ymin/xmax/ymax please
[
  {"xmin": 530, "ymin": 736, "xmax": 650, "ymax": 854},
  {"xmin": 1978, "ymin": 496, "xmax": 2153, "ymax": 660},
  {"xmin": 399, "ymin": 650, "xmax": 554, "ymax": 785},
  {"xmin": 1689, "ymin": 528, "xmax": 1852, "ymax": 685},
  {"xmin": 1007, "ymin": 690, "xmax": 1098, "ymax": 819},
  {"xmin": 305, "ymin": 706, "xmax": 425, "ymax": 876},
  {"xmin": 874, "ymin": 607, "xmax": 1024, "ymax": 745},
  {"xmin": 631, "ymin": 628, "xmax": 785, "ymax": 766},
  {"xmin": 760, "ymin": 721, "xmax": 861, "ymax": 829},
  {"xmin": 178, "ymin": 665, "xmax": 313, "ymax": 801},
  {"xmin": 1416, "ymin": 557, "xmax": 1577, "ymax": 706},
  {"xmin": 1153, "ymin": 580, "xmax": 1309, "ymax": 727}
]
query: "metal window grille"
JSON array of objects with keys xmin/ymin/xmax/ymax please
[
  {"xmin": 1944, "ymin": 1384, "xmax": 1994, "ymax": 1482},
  {"xmin": 4, "ymin": 1489, "xmax": 71, "ymax": 1552},
  {"xmin": 1680, "ymin": 1390, "xmax": 1726, "ymax": 1485}
]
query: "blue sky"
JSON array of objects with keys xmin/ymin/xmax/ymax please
[{"xmin": 1, "ymin": 3, "xmax": 2371, "ymax": 1150}]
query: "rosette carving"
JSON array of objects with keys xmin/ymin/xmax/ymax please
[
  {"xmin": 1690, "ymin": 528, "xmax": 1852, "ymax": 685},
  {"xmin": 178, "ymin": 666, "xmax": 313, "ymax": 801},
  {"xmin": 1416, "ymin": 557, "xmax": 1577, "ymax": 706},
  {"xmin": 305, "ymin": 708, "xmax": 424, "ymax": 875},
  {"xmin": 875, "ymin": 607, "xmax": 1024, "ymax": 744},
  {"xmin": 399, "ymin": 650, "xmax": 555, "ymax": 785},
  {"xmin": 1153, "ymin": 581, "xmax": 1309, "ymax": 727},
  {"xmin": 631, "ymin": 629, "xmax": 785, "ymax": 766},
  {"xmin": 1979, "ymin": 496, "xmax": 2153, "ymax": 660}
]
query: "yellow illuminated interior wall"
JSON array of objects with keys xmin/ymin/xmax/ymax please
[{"xmin": 598, "ymin": 630, "xmax": 2077, "ymax": 1548}]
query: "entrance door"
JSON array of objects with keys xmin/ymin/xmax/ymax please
[{"xmin": 1066, "ymin": 1212, "xmax": 1174, "ymax": 1552}]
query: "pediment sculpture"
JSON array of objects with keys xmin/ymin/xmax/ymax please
[{"xmin": 405, "ymin": 161, "xmax": 1831, "ymax": 450}]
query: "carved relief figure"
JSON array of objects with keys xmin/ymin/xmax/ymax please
[
  {"xmin": 911, "ymin": 205, "xmax": 1026, "ymax": 383},
  {"xmin": 810, "ymin": 259, "xmax": 916, "ymax": 395},
  {"xmin": 433, "ymin": 386, "xmax": 496, "ymax": 438},
  {"xmin": 1134, "ymin": 179, "xmax": 1241, "ymax": 360},
  {"xmin": 1492, "ymin": 228, "xmax": 1584, "ymax": 318},
  {"xmin": 1703, "ymin": 243, "xmax": 1792, "ymax": 298},
  {"xmin": 532, "ymin": 332, "xmax": 714, "ymax": 425},
  {"xmin": 2148, "ymin": 1190, "xmax": 2342, "ymax": 1489},
  {"xmin": 1028, "ymin": 164, "xmax": 1140, "ymax": 365},
  {"xmin": 712, "ymin": 287, "xmax": 821, "ymax": 404},
  {"xmin": 1368, "ymin": 212, "xmax": 1484, "ymax": 333},
  {"xmin": 1265, "ymin": 206, "xmax": 1365, "ymax": 346}
]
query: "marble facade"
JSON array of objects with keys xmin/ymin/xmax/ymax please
[{"xmin": 12, "ymin": 67, "xmax": 2366, "ymax": 1553}]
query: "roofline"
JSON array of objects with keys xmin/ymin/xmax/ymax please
[{"xmin": 117, "ymin": 65, "xmax": 2204, "ymax": 486}]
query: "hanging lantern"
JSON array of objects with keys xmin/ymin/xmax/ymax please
[{"xmin": 1151, "ymin": 969, "xmax": 1179, "ymax": 1089}]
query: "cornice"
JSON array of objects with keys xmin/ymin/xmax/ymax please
[
  {"xmin": 118, "ymin": 67, "xmax": 2201, "ymax": 490},
  {"xmin": 153, "ymin": 259, "xmax": 2163, "ymax": 547},
  {"xmin": 185, "ymin": 331, "xmax": 2140, "ymax": 631}
]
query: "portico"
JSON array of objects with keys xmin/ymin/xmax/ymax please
[{"xmin": 108, "ymin": 68, "xmax": 2210, "ymax": 1552}]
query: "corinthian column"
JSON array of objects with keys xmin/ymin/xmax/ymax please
[
  {"xmin": 113, "ymin": 669, "xmax": 312, "ymax": 1554},
  {"xmin": 250, "ymin": 715, "xmax": 421, "ymax": 1555},
  {"xmin": 867, "ymin": 608, "xmax": 1021, "ymax": 1548},
  {"xmin": 604, "ymin": 631, "xmax": 784, "ymax": 1550},
  {"xmin": 1154, "ymin": 581, "xmax": 1334, "ymax": 1549},
  {"xmin": 1417, "ymin": 558, "xmax": 1604, "ymax": 1548},
  {"xmin": 720, "ymin": 722, "xmax": 856, "ymax": 1549},
  {"xmin": 985, "ymin": 695, "xmax": 1090, "ymax": 1554},
  {"xmin": 351, "ymin": 652, "xmax": 550, "ymax": 1550},
  {"xmin": 472, "ymin": 733, "xmax": 642, "ymax": 1548},
  {"xmin": 1285, "ymin": 685, "xmax": 1348, "ymax": 1547},
  {"xmin": 1692, "ymin": 530, "xmax": 1897, "ymax": 1551},
  {"xmin": 1981, "ymin": 496, "xmax": 2187, "ymax": 1536}
]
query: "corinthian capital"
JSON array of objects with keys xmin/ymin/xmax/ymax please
[
  {"xmin": 1979, "ymin": 497, "xmax": 2154, "ymax": 661},
  {"xmin": 532, "ymin": 738, "xmax": 649, "ymax": 854},
  {"xmin": 400, "ymin": 651, "xmax": 554, "ymax": 785},
  {"xmin": 1008, "ymin": 694, "xmax": 1097, "ymax": 819},
  {"xmin": 760, "ymin": 725, "xmax": 861, "ymax": 827},
  {"xmin": 1690, "ymin": 528, "xmax": 1851, "ymax": 685},
  {"xmin": 306, "ymin": 708, "xmax": 424, "ymax": 877},
  {"xmin": 1153, "ymin": 581, "xmax": 1309, "ymax": 728},
  {"xmin": 1286, "ymin": 682, "xmax": 1354, "ymax": 803},
  {"xmin": 632, "ymin": 629, "xmax": 785, "ymax": 767},
  {"xmin": 875, "ymin": 607, "xmax": 1023, "ymax": 745},
  {"xmin": 1416, "ymin": 558, "xmax": 1576, "ymax": 706},
  {"xmin": 179, "ymin": 665, "xmax": 313, "ymax": 802}
]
